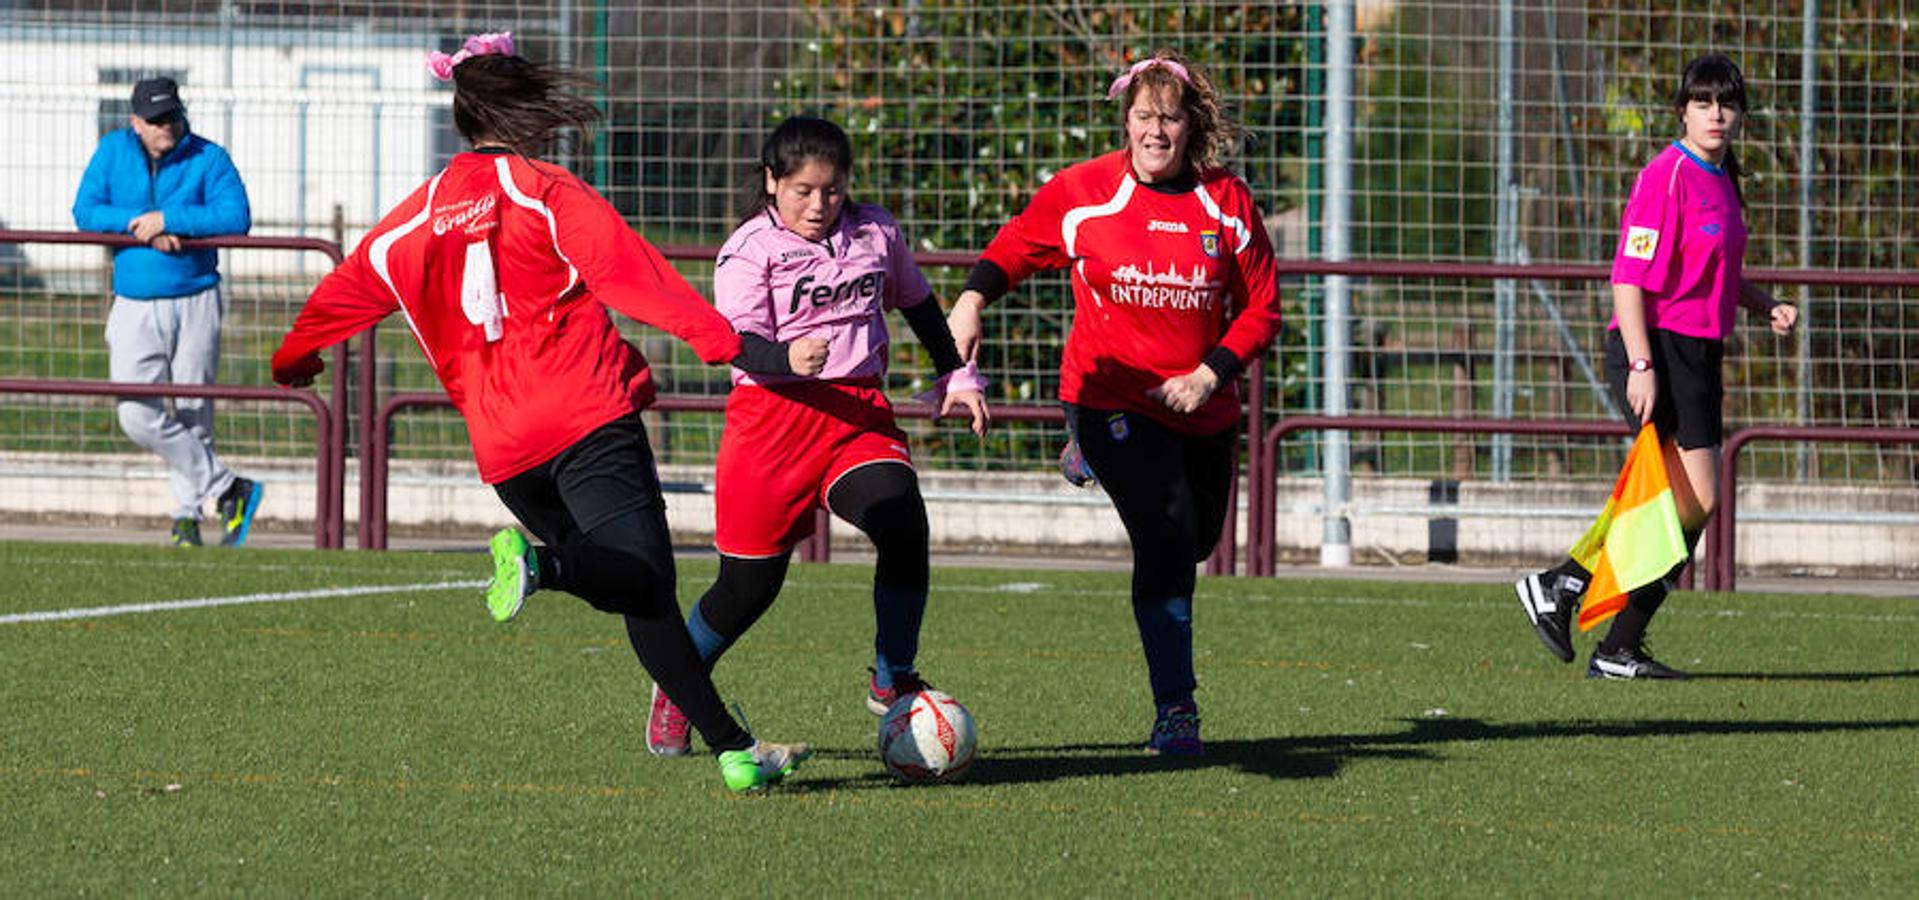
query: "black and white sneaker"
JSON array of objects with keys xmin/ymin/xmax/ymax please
[
  {"xmin": 1587, "ymin": 646, "xmax": 1688, "ymax": 680},
  {"xmin": 1514, "ymin": 570, "xmax": 1582, "ymax": 663}
]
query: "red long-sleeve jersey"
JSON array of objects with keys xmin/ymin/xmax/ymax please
[
  {"xmin": 981, "ymin": 150, "xmax": 1280, "ymax": 434},
  {"xmin": 273, "ymin": 150, "xmax": 740, "ymax": 483}
]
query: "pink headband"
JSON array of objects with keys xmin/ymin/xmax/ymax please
[
  {"xmin": 427, "ymin": 31, "xmax": 516, "ymax": 82},
  {"xmin": 1106, "ymin": 57, "xmax": 1192, "ymax": 100}
]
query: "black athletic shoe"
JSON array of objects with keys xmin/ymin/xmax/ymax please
[
  {"xmin": 1587, "ymin": 645, "xmax": 1689, "ymax": 680},
  {"xmin": 1514, "ymin": 569, "xmax": 1582, "ymax": 663}
]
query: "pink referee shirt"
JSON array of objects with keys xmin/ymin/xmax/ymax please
[
  {"xmin": 714, "ymin": 203, "xmax": 934, "ymax": 388},
  {"xmin": 1610, "ymin": 142, "xmax": 1748, "ymax": 340}
]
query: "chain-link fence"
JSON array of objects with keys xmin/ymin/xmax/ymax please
[{"xmin": 3, "ymin": 1, "xmax": 1913, "ymax": 539}]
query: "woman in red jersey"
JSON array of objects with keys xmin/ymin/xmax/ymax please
[
  {"xmin": 1515, "ymin": 54, "xmax": 1797, "ymax": 680},
  {"xmin": 947, "ymin": 52, "xmax": 1281, "ymax": 755},
  {"xmin": 269, "ymin": 33, "xmax": 807, "ymax": 791},
  {"xmin": 643, "ymin": 116, "xmax": 989, "ymax": 757}
]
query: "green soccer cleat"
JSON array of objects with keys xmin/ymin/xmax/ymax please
[
  {"xmin": 718, "ymin": 740, "xmax": 813, "ymax": 792},
  {"xmin": 484, "ymin": 528, "xmax": 537, "ymax": 622}
]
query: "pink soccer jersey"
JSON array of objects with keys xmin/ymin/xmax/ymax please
[
  {"xmin": 713, "ymin": 203, "xmax": 934, "ymax": 387},
  {"xmin": 1610, "ymin": 142, "xmax": 1749, "ymax": 340}
]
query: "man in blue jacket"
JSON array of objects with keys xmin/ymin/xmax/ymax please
[{"xmin": 73, "ymin": 77, "xmax": 263, "ymax": 547}]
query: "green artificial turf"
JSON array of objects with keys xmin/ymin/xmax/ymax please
[{"xmin": 2, "ymin": 541, "xmax": 1913, "ymax": 894}]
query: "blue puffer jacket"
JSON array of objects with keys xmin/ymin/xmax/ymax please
[{"xmin": 72, "ymin": 127, "xmax": 251, "ymax": 299}]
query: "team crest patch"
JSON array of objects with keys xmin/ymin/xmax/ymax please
[
  {"xmin": 1623, "ymin": 226, "xmax": 1660, "ymax": 260},
  {"xmin": 1200, "ymin": 230, "xmax": 1221, "ymax": 259},
  {"xmin": 1107, "ymin": 413, "xmax": 1129, "ymax": 441}
]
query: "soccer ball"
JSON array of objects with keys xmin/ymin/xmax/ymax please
[{"xmin": 877, "ymin": 689, "xmax": 977, "ymax": 783}]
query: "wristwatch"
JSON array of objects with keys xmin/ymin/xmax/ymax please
[{"xmin": 1629, "ymin": 358, "xmax": 1653, "ymax": 373}]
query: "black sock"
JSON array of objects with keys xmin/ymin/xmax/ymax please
[
  {"xmin": 537, "ymin": 540, "xmax": 753, "ymax": 754},
  {"xmin": 1549, "ymin": 556, "xmax": 1590, "ymax": 582},
  {"xmin": 531, "ymin": 547, "xmax": 556, "ymax": 593},
  {"xmin": 1597, "ymin": 581, "xmax": 1669, "ymax": 655},
  {"xmin": 1595, "ymin": 527, "xmax": 1700, "ymax": 655},
  {"xmin": 623, "ymin": 614, "xmax": 752, "ymax": 753}
]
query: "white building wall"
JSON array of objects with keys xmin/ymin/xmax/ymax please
[{"xmin": 1, "ymin": 23, "xmax": 444, "ymax": 275}]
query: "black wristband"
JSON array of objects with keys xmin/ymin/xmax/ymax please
[
  {"xmin": 731, "ymin": 331, "xmax": 793, "ymax": 376},
  {"xmin": 960, "ymin": 260, "xmax": 1011, "ymax": 307},
  {"xmin": 1201, "ymin": 346, "xmax": 1244, "ymax": 384}
]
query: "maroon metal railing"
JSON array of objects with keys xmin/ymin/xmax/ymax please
[
  {"xmin": 0, "ymin": 230, "xmax": 349, "ymax": 547},
  {"xmin": 12, "ymin": 230, "xmax": 1914, "ymax": 580},
  {"xmin": 0, "ymin": 378, "xmax": 339, "ymax": 547},
  {"xmin": 362, "ymin": 391, "xmax": 1261, "ymax": 570},
  {"xmin": 1713, "ymin": 426, "xmax": 1919, "ymax": 592},
  {"xmin": 1248, "ymin": 260, "xmax": 1919, "ymax": 590},
  {"xmin": 363, "ymin": 392, "xmax": 741, "ymax": 551},
  {"xmin": 1251, "ymin": 415, "xmax": 1634, "ymax": 578},
  {"xmin": 215, "ymin": 250, "xmax": 1919, "ymax": 581}
]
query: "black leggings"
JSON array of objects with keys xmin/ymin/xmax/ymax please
[
  {"xmin": 493, "ymin": 413, "xmax": 751, "ymax": 754},
  {"xmin": 1066, "ymin": 404, "xmax": 1235, "ymax": 600},
  {"xmin": 695, "ymin": 461, "xmax": 929, "ymax": 659},
  {"xmin": 1066, "ymin": 404, "xmax": 1234, "ymax": 706}
]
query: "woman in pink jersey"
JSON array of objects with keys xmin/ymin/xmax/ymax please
[
  {"xmin": 270, "ymin": 35, "xmax": 807, "ymax": 790},
  {"xmin": 946, "ymin": 52, "xmax": 1282, "ymax": 755},
  {"xmin": 1516, "ymin": 54, "xmax": 1797, "ymax": 679},
  {"xmin": 644, "ymin": 116, "xmax": 989, "ymax": 756}
]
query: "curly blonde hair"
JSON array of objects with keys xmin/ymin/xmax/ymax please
[{"xmin": 1115, "ymin": 51, "xmax": 1243, "ymax": 171}]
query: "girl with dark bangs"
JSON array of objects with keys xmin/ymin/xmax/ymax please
[{"xmin": 643, "ymin": 116, "xmax": 989, "ymax": 757}]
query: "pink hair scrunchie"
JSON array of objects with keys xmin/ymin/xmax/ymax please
[{"xmin": 427, "ymin": 31, "xmax": 516, "ymax": 82}]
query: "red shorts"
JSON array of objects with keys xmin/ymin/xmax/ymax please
[{"xmin": 713, "ymin": 380, "xmax": 913, "ymax": 557}]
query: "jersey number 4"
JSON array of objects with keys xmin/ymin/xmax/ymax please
[{"xmin": 461, "ymin": 239, "xmax": 506, "ymax": 342}]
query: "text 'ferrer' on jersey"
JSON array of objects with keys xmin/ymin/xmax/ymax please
[{"xmin": 713, "ymin": 203, "xmax": 934, "ymax": 388}]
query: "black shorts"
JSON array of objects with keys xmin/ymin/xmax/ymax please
[
  {"xmin": 1604, "ymin": 328, "xmax": 1724, "ymax": 449},
  {"xmin": 493, "ymin": 411, "xmax": 671, "ymax": 548}
]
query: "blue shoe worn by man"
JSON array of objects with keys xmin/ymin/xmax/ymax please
[{"xmin": 217, "ymin": 477, "xmax": 265, "ymax": 547}]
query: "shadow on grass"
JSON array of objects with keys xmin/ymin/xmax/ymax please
[
  {"xmin": 1685, "ymin": 669, "xmax": 1919, "ymax": 682},
  {"xmin": 789, "ymin": 716, "xmax": 1919, "ymax": 791}
]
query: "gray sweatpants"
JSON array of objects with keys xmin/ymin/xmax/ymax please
[{"xmin": 105, "ymin": 286, "xmax": 236, "ymax": 521}]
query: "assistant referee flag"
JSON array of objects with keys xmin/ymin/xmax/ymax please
[{"xmin": 1569, "ymin": 425, "xmax": 1689, "ymax": 631}]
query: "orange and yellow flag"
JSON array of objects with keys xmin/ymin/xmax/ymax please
[{"xmin": 1567, "ymin": 425, "xmax": 1689, "ymax": 631}]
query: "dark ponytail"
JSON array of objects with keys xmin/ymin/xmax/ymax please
[
  {"xmin": 736, "ymin": 115, "xmax": 854, "ymax": 224},
  {"xmin": 451, "ymin": 53, "xmax": 600, "ymax": 157}
]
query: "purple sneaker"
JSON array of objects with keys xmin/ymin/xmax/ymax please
[{"xmin": 1145, "ymin": 700, "xmax": 1203, "ymax": 756}]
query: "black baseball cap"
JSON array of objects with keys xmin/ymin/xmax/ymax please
[{"xmin": 131, "ymin": 77, "xmax": 185, "ymax": 121}]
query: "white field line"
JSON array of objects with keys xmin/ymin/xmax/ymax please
[{"xmin": 0, "ymin": 580, "xmax": 486, "ymax": 625}]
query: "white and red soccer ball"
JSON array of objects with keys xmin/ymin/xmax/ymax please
[{"xmin": 877, "ymin": 689, "xmax": 977, "ymax": 783}]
